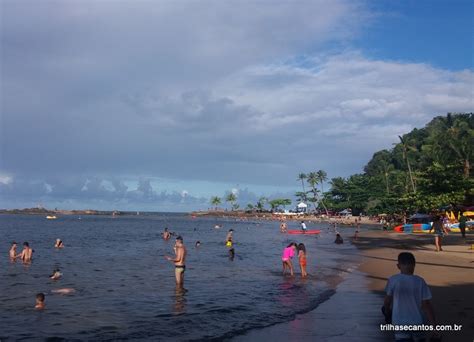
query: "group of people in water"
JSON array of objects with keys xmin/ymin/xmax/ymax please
[
  {"xmin": 9, "ymin": 238, "xmax": 74, "ymax": 310},
  {"xmin": 12, "ymin": 219, "xmax": 351, "ymax": 310}
]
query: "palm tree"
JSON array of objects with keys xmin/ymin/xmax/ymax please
[
  {"xmin": 307, "ymin": 172, "xmax": 329, "ymax": 216},
  {"xmin": 316, "ymin": 170, "xmax": 328, "ymax": 193},
  {"xmin": 398, "ymin": 135, "xmax": 416, "ymax": 193},
  {"xmin": 210, "ymin": 196, "xmax": 221, "ymax": 210},
  {"xmin": 297, "ymin": 173, "xmax": 307, "ymax": 201},
  {"xmin": 379, "ymin": 161, "xmax": 394, "ymax": 195},
  {"xmin": 226, "ymin": 192, "xmax": 237, "ymax": 210}
]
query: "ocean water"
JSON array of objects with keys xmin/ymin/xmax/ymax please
[{"xmin": 0, "ymin": 214, "xmax": 360, "ymax": 341}]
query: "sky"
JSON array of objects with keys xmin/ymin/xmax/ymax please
[{"xmin": 0, "ymin": 0, "xmax": 473, "ymax": 212}]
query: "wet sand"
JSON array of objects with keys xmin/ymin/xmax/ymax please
[{"xmin": 232, "ymin": 230, "xmax": 474, "ymax": 342}]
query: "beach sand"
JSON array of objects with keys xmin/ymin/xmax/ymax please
[
  {"xmin": 356, "ymin": 231, "xmax": 474, "ymax": 342},
  {"xmin": 232, "ymin": 230, "xmax": 474, "ymax": 342}
]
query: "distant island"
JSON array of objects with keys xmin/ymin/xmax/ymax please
[{"xmin": 0, "ymin": 207, "xmax": 135, "ymax": 216}]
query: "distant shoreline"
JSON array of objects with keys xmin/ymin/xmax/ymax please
[
  {"xmin": 0, "ymin": 208, "xmax": 144, "ymax": 216},
  {"xmin": 191, "ymin": 210, "xmax": 383, "ymax": 226}
]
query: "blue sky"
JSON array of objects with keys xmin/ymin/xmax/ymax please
[
  {"xmin": 0, "ymin": 0, "xmax": 473, "ymax": 212},
  {"xmin": 357, "ymin": 0, "xmax": 473, "ymax": 70}
]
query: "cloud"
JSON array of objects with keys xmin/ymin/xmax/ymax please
[{"xmin": 1, "ymin": 1, "xmax": 472, "ymax": 210}]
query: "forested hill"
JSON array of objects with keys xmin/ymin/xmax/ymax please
[{"xmin": 324, "ymin": 113, "xmax": 473, "ymax": 215}]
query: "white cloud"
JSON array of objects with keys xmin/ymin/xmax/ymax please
[
  {"xmin": 1, "ymin": 1, "xmax": 472, "ymax": 210},
  {"xmin": 0, "ymin": 174, "xmax": 13, "ymax": 185}
]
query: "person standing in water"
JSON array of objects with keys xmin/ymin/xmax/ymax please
[
  {"xmin": 163, "ymin": 228, "xmax": 171, "ymax": 240},
  {"xmin": 18, "ymin": 242, "xmax": 33, "ymax": 263},
  {"xmin": 165, "ymin": 236, "xmax": 187, "ymax": 286},
  {"xmin": 300, "ymin": 221, "xmax": 307, "ymax": 232},
  {"xmin": 282, "ymin": 243, "xmax": 297, "ymax": 276},
  {"xmin": 9, "ymin": 242, "xmax": 17, "ymax": 261},
  {"xmin": 297, "ymin": 243, "xmax": 308, "ymax": 277}
]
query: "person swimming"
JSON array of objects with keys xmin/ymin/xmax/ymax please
[
  {"xmin": 50, "ymin": 268, "xmax": 62, "ymax": 280},
  {"xmin": 335, "ymin": 233, "xmax": 344, "ymax": 244},
  {"xmin": 54, "ymin": 239, "xmax": 64, "ymax": 248},
  {"xmin": 195, "ymin": 241, "xmax": 201, "ymax": 248},
  {"xmin": 35, "ymin": 293, "xmax": 45, "ymax": 310},
  {"xmin": 51, "ymin": 288, "xmax": 76, "ymax": 295}
]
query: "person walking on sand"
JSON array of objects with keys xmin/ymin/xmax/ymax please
[
  {"xmin": 429, "ymin": 214, "xmax": 448, "ymax": 252},
  {"xmin": 383, "ymin": 252, "xmax": 437, "ymax": 341},
  {"xmin": 297, "ymin": 243, "xmax": 308, "ymax": 277},
  {"xmin": 282, "ymin": 242, "xmax": 297, "ymax": 276},
  {"xmin": 354, "ymin": 222, "xmax": 360, "ymax": 240},
  {"xmin": 165, "ymin": 236, "xmax": 187, "ymax": 286},
  {"xmin": 459, "ymin": 212, "xmax": 467, "ymax": 238}
]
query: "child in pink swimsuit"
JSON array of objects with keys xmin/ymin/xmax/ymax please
[{"xmin": 282, "ymin": 242, "xmax": 297, "ymax": 276}]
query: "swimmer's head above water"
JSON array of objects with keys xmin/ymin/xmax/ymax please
[{"xmin": 35, "ymin": 293, "xmax": 45, "ymax": 309}]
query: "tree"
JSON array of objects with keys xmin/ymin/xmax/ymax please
[
  {"xmin": 210, "ymin": 196, "xmax": 221, "ymax": 210},
  {"xmin": 398, "ymin": 135, "xmax": 417, "ymax": 193},
  {"xmin": 316, "ymin": 170, "xmax": 328, "ymax": 193},
  {"xmin": 256, "ymin": 197, "xmax": 267, "ymax": 212},
  {"xmin": 295, "ymin": 191, "xmax": 307, "ymax": 203},
  {"xmin": 308, "ymin": 172, "xmax": 329, "ymax": 215},
  {"xmin": 226, "ymin": 192, "xmax": 237, "ymax": 211},
  {"xmin": 297, "ymin": 173, "xmax": 307, "ymax": 201},
  {"xmin": 268, "ymin": 198, "xmax": 292, "ymax": 212}
]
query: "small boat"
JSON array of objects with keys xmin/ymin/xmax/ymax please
[
  {"xmin": 46, "ymin": 215, "xmax": 57, "ymax": 220},
  {"xmin": 447, "ymin": 221, "xmax": 474, "ymax": 233},
  {"xmin": 394, "ymin": 223, "xmax": 432, "ymax": 233},
  {"xmin": 287, "ymin": 229, "xmax": 321, "ymax": 235}
]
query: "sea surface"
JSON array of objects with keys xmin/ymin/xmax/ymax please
[{"xmin": 0, "ymin": 213, "xmax": 362, "ymax": 341}]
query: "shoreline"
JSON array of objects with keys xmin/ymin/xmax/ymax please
[
  {"xmin": 231, "ymin": 230, "xmax": 474, "ymax": 342},
  {"xmin": 192, "ymin": 210, "xmax": 383, "ymax": 226}
]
